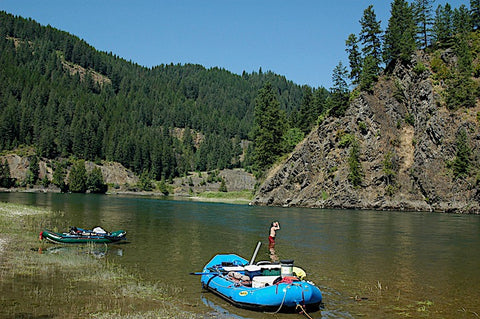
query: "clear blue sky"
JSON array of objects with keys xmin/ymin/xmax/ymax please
[{"xmin": 0, "ymin": 0, "xmax": 470, "ymax": 88}]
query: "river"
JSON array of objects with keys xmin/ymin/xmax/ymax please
[{"xmin": 1, "ymin": 192, "xmax": 479, "ymax": 318}]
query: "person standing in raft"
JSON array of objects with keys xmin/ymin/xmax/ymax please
[{"xmin": 268, "ymin": 221, "xmax": 280, "ymax": 248}]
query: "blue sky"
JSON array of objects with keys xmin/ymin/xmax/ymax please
[{"xmin": 0, "ymin": 0, "xmax": 470, "ymax": 88}]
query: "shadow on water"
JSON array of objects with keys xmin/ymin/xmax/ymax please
[
  {"xmin": 200, "ymin": 289, "xmax": 355, "ymax": 319},
  {"xmin": 201, "ymin": 293, "xmax": 254, "ymax": 319}
]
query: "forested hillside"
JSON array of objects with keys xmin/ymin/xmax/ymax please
[
  {"xmin": 253, "ymin": 0, "xmax": 480, "ymax": 213},
  {"xmin": 0, "ymin": 11, "xmax": 326, "ymax": 185}
]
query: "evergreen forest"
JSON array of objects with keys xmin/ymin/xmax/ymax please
[
  {"xmin": 0, "ymin": 10, "xmax": 328, "ymax": 187},
  {"xmin": 1, "ymin": 0, "xmax": 480, "ymax": 192}
]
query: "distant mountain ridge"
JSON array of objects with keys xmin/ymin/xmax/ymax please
[{"xmin": 0, "ymin": 11, "xmax": 308, "ymax": 180}]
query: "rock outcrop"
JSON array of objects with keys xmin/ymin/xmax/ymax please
[
  {"xmin": 252, "ymin": 55, "xmax": 480, "ymax": 213},
  {"xmin": 172, "ymin": 169, "xmax": 256, "ymax": 195},
  {"xmin": 1, "ymin": 155, "xmax": 139, "ymax": 187},
  {"xmin": 1, "ymin": 154, "xmax": 255, "ymax": 196}
]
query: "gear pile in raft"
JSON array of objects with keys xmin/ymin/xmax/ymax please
[{"xmin": 195, "ymin": 242, "xmax": 323, "ymax": 313}]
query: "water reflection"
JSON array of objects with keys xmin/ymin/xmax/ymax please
[
  {"xmin": 2, "ymin": 193, "xmax": 480, "ymax": 318},
  {"xmin": 268, "ymin": 233, "xmax": 278, "ymax": 263},
  {"xmin": 201, "ymin": 294, "xmax": 253, "ymax": 319},
  {"xmin": 269, "ymin": 246, "xmax": 278, "ymax": 263},
  {"xmin": 34, "ymin": 244, "xmax": 124, "ymax": 258}
]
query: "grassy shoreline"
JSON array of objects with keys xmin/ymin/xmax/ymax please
[
  {"xmin": 187, "ymin": 190, "xmax": 253, "ymax": 204},
  {"xmin": 0, "ymin": 202, "xmax": 198, "ymax": 318},
  {"xmin": 2, "ymin": 187, "xmax": 254, "ymax": 205}
]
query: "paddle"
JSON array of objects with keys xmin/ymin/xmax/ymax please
[
  {"xmin": 191, "ymin": 242, "xmax": 262, "ymax": 276},
  {"xmin": 249, "ymin": 241, "xmax": 262, "ymax": 265},
  {"xmin": 189, "ymin": 272, "xmax": 222, "ymax": 275},
  {"xmin": 189, "ymin": 266, "xmax": 226, "ymax": 276}
]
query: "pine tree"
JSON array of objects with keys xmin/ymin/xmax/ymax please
[
  {"xmin": 453, "ymin": 5, "xmax": 473, "ymax": 35},
  {"xmin": 432, "ymin": 4, "xmax": 453, "ymax": 46},
  {"xmin": 86, "ymin": 166, "xmax": 107, "ymax": 193},
  {"xmin": 52, "ymin": 160, "xmax": 67, "ymax": 191},
  {"xmin": 138, "ymin": 170, "xmax": 153, "ymax": 191},
  {"xmin": 359, "ymin": 56, "xmax": 378, "ymax": 92},
  {"xmin": 297, "ymin": 86, "xmax": 314, "ymax": 134},
  {"xmin": 456, "ymin": 34, "xmax": 473, "ymax": 76},
  {"xmin": 446, "ymin": 75, "xmax": 476, "ymax": 110},
  {"xmin": 345, "ymin": 33, "xmax": 362, "ymax": 84},
  {"xmin": 28, "ymin": 155, "xmax": 40, "ymax": 185},
  {"xmin": 252, "ymin": 83, "xmax": 286, "ymax": 175},
  {"xmin": 359, "ymin": 5, "xmax": 383, "ymax": 68},
  {"xmin": 68, "ymin": 160, "xmax": 87, "ymax": 193},
  {"xmin": 348, "ymin": 139, "xmax": 363, "ymax": 187},
  {"xmin": 282, "ymin": 128, "xmax": 304, "ymax": 152},
  {"xmin": 0, "ymin": 159, "xmax": 12, "ymax": 188},
  {"xmin": 384, "ymin": 0, "xmax": 417, "ymax": 64},
  {"xmin": 158, "ymin": 178, "xmax": 169, "ymax": 195},
  {"xmin": 413, "ymin": 0, "xmax": 435, "ymax": 49},
  {"xmin": 328, "ymin": 62, "xmax": 350, "ymax": 116},
  {"xmin": 37, "ymin": 126, "xmax": 57, "ymax": 158},
  {"xmin": 446, "ymin": 34, "xmax": 475, "ymax": 110},
  {"xmin": 313, "ymin": 87, "xmax": 329, "ymax": 116}
]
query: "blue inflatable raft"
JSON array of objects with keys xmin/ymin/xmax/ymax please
[{"xmin": 199, "ymin": 253, "xmax": 323, "ymax": 312}]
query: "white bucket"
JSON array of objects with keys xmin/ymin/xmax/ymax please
[{"xmin": 280, "ymin": 259, "xmax": 294, "ymax": 277}]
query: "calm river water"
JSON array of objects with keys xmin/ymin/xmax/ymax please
[{"xmin": 1, "ymin": 192, "xmax": 479, "ymax": 318}]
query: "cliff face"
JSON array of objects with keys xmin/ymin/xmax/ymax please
[
  {"xmin": 1, "ymin": 154, "xmax": 139, "ymax": 187},
  {"xmin": 252, "ymin": 54, "xmax": 480, "ymax": 213}
]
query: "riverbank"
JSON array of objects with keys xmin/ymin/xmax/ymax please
[
  {"xmin": 1, "ymin": 187, "xmax": 254, "ymax": 205},
  {"xmin": 0, "ymin": 202, "xmax": 199, "ymax": 318}
]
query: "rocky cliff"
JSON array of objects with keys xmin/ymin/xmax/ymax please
[
  {"xmin": 1, "ymin": 153, "xmax": 256, "ymax": 196},
  {"xmin": 1, "ymin": 154, "xmax": 139, "ymax": 189},
  {"xmin": 252, "ymin": 53, "xmax": 480, "ymax": 213}
]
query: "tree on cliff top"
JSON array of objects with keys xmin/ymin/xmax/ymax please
[
  {"xmin": 472, "ymin": 0, "xmax": 480, "ymax": 30},
  {"xmin": 328, "ymin": 62, "xmax": 350, "ymax": 116},
  {"xmin": 346, "ymin": 33, "xmax": 362, "ymax": 85},
  {"xmin": 359, "ymin": 5, "xmax": 383, "ymax": 74},
  {"xmin": 413, "ymin": 0, "xmax": 435, "ymax": 49},
  {"xmin": 384, "ymin": 0, "xmax": 417, "ymax": 64}
]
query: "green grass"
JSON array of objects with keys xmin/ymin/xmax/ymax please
[{"xmin": 196, "ymin": 190, "xmax": 254, "ymax": 204}]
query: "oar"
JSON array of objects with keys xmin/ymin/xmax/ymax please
[
  {"xmin": 249, "ymin": 241, "xmax": 262, "ymax": 265},
  {"xmin": 192, "ymin": 241, "xmax": 261, "ymax": 276},
  {"xmin": 189, "ymin": 271, "xmax": 224, "ymax": 276}
]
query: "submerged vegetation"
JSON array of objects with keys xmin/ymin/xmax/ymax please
[{"xmin": 0, "ymin": 202, "xmax": 196, "ymax": 318}]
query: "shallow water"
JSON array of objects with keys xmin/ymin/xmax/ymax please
[{"xmin": 1, "ymin": 192, "xmax": 479, "ymax": 318}]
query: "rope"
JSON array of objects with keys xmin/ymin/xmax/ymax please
[
  {"xmin": 296, "ymin": 304, "xmax": 314, "ymax": 319},
  {"xmin": 265, "ymin": 284, "xmax": 289, "ymax": 314}
]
